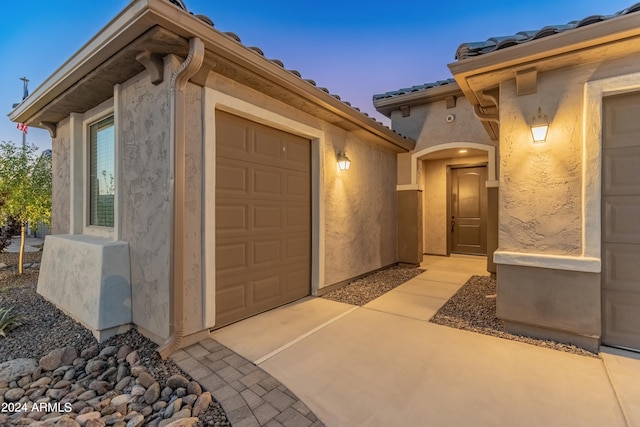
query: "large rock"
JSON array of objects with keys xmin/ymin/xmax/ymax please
[
  {"xmin": 166, "ymin": 375, "xmax": 189, "ymax": 389},
  {"xmin": 39, "ymin": 347, "xmax": 78, "ymax": 371},
  {"xmin": 75, "ymin": 411, "xmax": 101, "ymax": 426},
  {"xmin": 163, "ymin": 418, "xmax": 199, "ymax": 427},
  {"xmin": 136, "ymin": 371, "xmax": 155, "ymax": 388},
  {"xmin": 144, "ymin": 382, "xmax": 161, "ymax": 405},
  {"xmin": 192, "ymin": 391, "xmax": 212, "ymax": 417},
  {"xmin": 0, "ymin": 358, "xmax": 38, "ymax": 382},
  {"xmin": 4, "ymin": 387, "xmax": 25, "ymax": 402}
]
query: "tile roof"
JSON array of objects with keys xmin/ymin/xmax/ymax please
[
  {"xmin": 372, "ymin": 78, "xmax": 457, "ymax": 101},
  {"xmin": 455, "ymin": 2, "xmax": 640, "ymax": 60},
  {"xmin": 166, "ymin": 0, "xmax": 406, "ymax": 136}
]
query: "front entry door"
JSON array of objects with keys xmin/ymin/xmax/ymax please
[
  {"xmin": 450, "ymin": 166, "xmax": 487, "ymax": 255},
  {"xmin": 602, "ymin": 91, "xmax": 640, "ymax": 351}
]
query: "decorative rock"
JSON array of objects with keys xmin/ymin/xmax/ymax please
[
  {"xmin": 161, "ymin": 386, "xmax": 173, "ymax": 399},
  {"xmin": 39, "ymin": 347, "xmax": 78, "ymax": 372},
  {"xmin": 76, "ymin": 411, "xmax": 101, "ymax": 426},
  {"xmin": 98, "ymin": 367, "xmax": 117, "ymax": 382},
  {"xmin": 4, "ymin": 387, "xmax": 25, "ymax": 402},
  {"xmin": 85, "ymin": 360, "xmax": 108, "ymax": 376},
  {"xmin": 116, "ymin": 365, "xmax": 129, "ymax": 383},
  {"xmin": 136, "ymin": 371, "xmax": 155, "ymax": 389},
  {"xmin": 125, "ymin": 351, "xmax": 139, "ymax": 367},
  {"xmin": 152, "ymin": 401, "xmax": 167, "ymax": 411},
  {"xmin": 164, "ymin": 397, "xmax": 182, "ymax": 419},
  {"xmin": 86, "ymin": 419, "xmax": 107, "ymax": 427},
  {"xmin": 99, "ymin": 346, "xmax": 119, "ymax": 358},
  {"xmin": 166, "ymin": 375, "xmax": 189, "ymax": 390},
  {"xmin": 126, "ymin": 414, "xmax": 145, "ymax": 427},
  {"xmin": 72, "ymin": 400, "xmax": 89, "ymax": 412},
  {"xmin": 162, "ymin": 417, "xmax": 199, "ymax": 427},
  {"xmin": 54, "ymin": 379, "xmax": 72, "ymax": 389},
  {"xmin": 64, "ymin": 368, "xmax": 77, "ymax": 382},
  {"xmin": 17, "ymin": 375, "xmax": 31, "ymax": 387},
  {"xmin": 144, "ymin": 382, "xmax": 160, "ymax": 405},
  {"xmin": 89, "ymin": 380, "xmax": 111, "ymax": 395},
  {"xmin": 102, "ymin": 412, "xmax": 125, "ymax": 425},
  {"xmin": 182, "ymin": 395, "xmax": 197, "ymax": 406},
  {"xmin": 131, "ymin": 385, "xmax": 146, "ymax": 398},
  {"xmin": 78, "ymin": 390, "xmax": 97, "ymax": 401},
  {"xmin": 111, "ymin": 394, "xmax": 132, "ymax": 407},
  {"xmin": 46, "ymin": 386, "xmax": 69, "ymax": 400},
  {"xmin": 0, "ymin": 359, "xmax": 39, "ymax": 383},
  {"xmin": 192, "ymin": 392, "xmax": 212, "ymax": 417},
  {"xmin": 186, "ymin": 381, "xmax": 201, "ymax": 397},
  {"xmin": 114, "ymin": 376, "xmax": 131, "ymax": 392},
  {"xmin": 116, "ymin": 345, "xmax": 133, "ymax": 361},
  {"xmin": 81, "ymin": 346, "xmax": 99, "ymax": 359}
]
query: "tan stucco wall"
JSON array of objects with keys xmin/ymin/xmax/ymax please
[
  {"xmin": 391, "ymin": 97, "xmax": 494, "ymax": 152},
  {"xmin": 422, "ymin": 155, "xmax": 487, "ymax": 255},
  {"xmin": 498, "ymin": 53, "xmax": 640, "ymax": 255},
  {"xmin": 119, "ymin": 62, "xmax": 173, "ymax": 340},
  {"xmin": 52, "ymin": 117, "xmax": 71, "ymax": 235},
  {"xmin": 324, "ymin": 139, "xmax": 398, "ymax": 284}
]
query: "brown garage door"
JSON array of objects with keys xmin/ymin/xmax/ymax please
[
  {"xmin": 215, "ymin": 111, "xmax": 311, "ymax": 328},
  {"xmin": 602, "ymin": 91, "xmax": 640, "ymax": 351}
]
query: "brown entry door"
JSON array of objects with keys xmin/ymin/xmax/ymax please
[
  {"xmin": 602, "ymin": 91, "xmax": 640, "ymax": 351},
  {"xmin": 450, "ymin": 166, "xmax": 487, "ymax": 255},
  {"xmin": 215, "ymin": 111, "xmax": 311, "ymax": 328}
]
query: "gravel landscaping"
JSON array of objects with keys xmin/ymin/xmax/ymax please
[
  {"xmin": 0, "ymin": 251, "xmax": 230, "ymax": 426},
  {"xmin": 321, "ymin": 264, "xmax": 425, "ymax": 306},
  {"xmin": 430, "ymin": 275, "xmax": 598, "ymax": 358}
]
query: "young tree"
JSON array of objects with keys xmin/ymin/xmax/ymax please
[{"xmin": 0, "ymin": 141, "xmax": 51, "ymax": 273}]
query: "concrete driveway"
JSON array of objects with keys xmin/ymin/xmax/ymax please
[{"xmin": 174, "ymin": 256, "xmax": 640, "ymax": 426}]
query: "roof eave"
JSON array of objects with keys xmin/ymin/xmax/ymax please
[
  {"xmin": 10, "ymin": 0, "xmax": 414, "ymax": 153},
  {"xmin": 448, "ymin": 11, "xmax": 640, "ymax": 103},
  {"xmin": 373, "ymin": 83, "xmax": 462, "ymax": 117}
]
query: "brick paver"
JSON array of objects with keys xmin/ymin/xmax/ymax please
[{"xmin": 172, "ymin": 339, "xmax": 324, "ymax": 426}]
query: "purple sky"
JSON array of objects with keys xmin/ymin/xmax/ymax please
[{"xmin": 1, "ymin": 0, "xmax": 635, "ymax": 151}]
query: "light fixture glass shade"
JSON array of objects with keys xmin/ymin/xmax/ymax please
[
  {"xmin": 530, "ymin": 107, "xmax": 549, "ymax": 143},
  {"xmin": 337, "ymin": 151, "xmax": 351, "ymax": 171}
]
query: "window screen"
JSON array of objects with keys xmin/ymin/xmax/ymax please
[{"xmin": 89, "ymin": 116, "xmax": 115, "ymax": 227}]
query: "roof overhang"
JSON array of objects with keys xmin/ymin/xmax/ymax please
[
  {"xmin": 449, "ymin": 11, "xmax": 640, "ymax": 104},
  {"xmin": 9, "ymin": 0, "xmax": 414, "ymax": 153},
  {"xmin": 373, "ymin": 82, "xmax": 463, "ymax": 117}
]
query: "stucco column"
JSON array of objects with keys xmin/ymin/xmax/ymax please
[{"xmin": 397, "ymin": 189, "xmax": 423, "ymax": 265}]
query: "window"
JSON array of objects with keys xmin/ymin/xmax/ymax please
[{"xmin": 89, "ymin": 116, "xmax": 115, "ymax": 227}]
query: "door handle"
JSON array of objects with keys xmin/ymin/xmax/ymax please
[{"xmin": 451, "ymin": 216, "xmax": 456, "ymax": 233}]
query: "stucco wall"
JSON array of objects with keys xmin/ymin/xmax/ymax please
[
  {"xmin": 182, "ymin": 82, "xmax": 203, "ymax": 335},
  {"xmin": 422, "ymin": 155, "xmax": 487, "ymax": 255},
  {"xmin": 119, "ymin": 63, "xmax": 172, "ymax": 340},
  {"xmin": 324, "ymin": 138, "xmax": 398, "ymax": 285},
  {"xmin": 52, "ymin": 117, "xmax": 71, "ymax": 235},
  {"xmin": 391, "ymin": 97, "xmax": 494, "ymax": 152}
]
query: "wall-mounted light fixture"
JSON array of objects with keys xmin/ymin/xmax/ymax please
[
  {"xmin": 530, "ymin": 107, "xmax": 549, "ymax": 143},
  {"xmin": 337, "ymin": 151, "xmax": 351, "ymax": 171}
]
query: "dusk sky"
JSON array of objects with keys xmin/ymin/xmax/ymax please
[{"xmin": 1, "ymin": 0, "xmax": 635, "ymax": 151}]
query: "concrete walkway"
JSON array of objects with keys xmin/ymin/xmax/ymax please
[
  {"xmin": 173, "ymin": 255, "xmax": 640, "ymax": 426},
  {"xmin": 5, "ymin": 235, "xmax": 45, "ymax": 253}
]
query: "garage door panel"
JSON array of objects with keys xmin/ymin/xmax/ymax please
[
  {"xmin": 604, "ymin": 291, "xmax": 640, "ymax": 349},
  {"xmin": 216, "ymin": 111, "xmax": 310, "ymax": 328},
  {"xmin": 253, "ymin": 205, "xmax": 281, "ymax": 229},
  {"xmin": 216, "ymin": 242, "xmax": 248, "ymax": 272},
  {"xmin": 603, "ymin": 147, "xmax": 640, "ymax": 195},
  {"xmin": 603, "ymin": 196, "xmax": 640, "ymax": 244},
  {"xmin": 254, "ymin": 169, "xmax": 282, "ymax": 195},
  {"xmin": 253, "ymin": 239, "xmax": 282, "ymax": 266},
  {"xmin": 604, "ymin": 93, "xmax": 640, "ymax": 149},
  {"xmin": 216, "ymin": 163, "xmax": 248, "ymax": 195},
  {"xmin": 216, "ymin": 204, "xmax": 248, "ymax": 233},
  {"xmin": 604, "ymin": 243, "xmax": 640, "ymax": 292},
  {"xmin": 602, "ymin": 91, "xmax": 640, "ymax": 350}
]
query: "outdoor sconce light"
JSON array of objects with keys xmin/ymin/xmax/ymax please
[
  {"xmin": 337, "ymin": 151, "xmax": 351, "ymax": 171},
  {"xmin": 530, "ymin": 107, "xmax": 549, "ymax": 143}
]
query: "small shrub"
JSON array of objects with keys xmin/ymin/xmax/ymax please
[{"xmin": 0, "ymin": 307, "xmax": 21, "ymax": 337}]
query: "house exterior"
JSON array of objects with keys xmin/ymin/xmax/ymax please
[
  {"xmin": 9, "ymin": 0, "xmax": 413, "ymax": 355},
  {"xmin": 375, "ymin": 3, "xmax": 640, "ymax": 352}
]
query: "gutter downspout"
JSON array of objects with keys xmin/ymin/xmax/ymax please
[{"xmin": 158, "ymin": 37, "xmax": 205, "ymax": 359}]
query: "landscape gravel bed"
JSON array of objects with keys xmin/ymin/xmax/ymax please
[
  {"xmin": 321, "ymin": 264, "xmax": 425, "ymax": 306},
  {"xmin": 430, "ymin": 275, "xmax": 598, "ymax": 358},
  {"xmin": 0, "ymin": 252, "xmax": 230, "ymax": 426}
]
